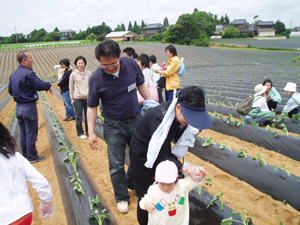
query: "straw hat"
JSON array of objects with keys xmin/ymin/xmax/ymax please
[
  {"xmin": 283, "ymin": 82, "xmax": 297, "ymax": 92},
  {"xmin": 254, "ymin": 84, "xmax": 267, "ymax": 96}
]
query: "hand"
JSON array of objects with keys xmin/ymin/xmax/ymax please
[
  {"xmin": 89, "ymin": 132, "xmax": 98, "ymax": 150},
  {"xmin": 268, "ymin": 97, "xmax": 273, "ymax": 101},
  {"xmin": 47, "ymin": 87, "xmax": 53, "ymax": 95},
  {"xmin": 39, "ymin": 201, "xmax": 54, "ymax": 218},
  {"xmin": 71, "ymin": 100, "xmax": 73, "ymax": 105},
  {"xmin": 182, "ymin": 163, "xmax": 208, "ymax": 182},
  {"xmin": 145, "ymin": 202, "xmax": 155, "ymax": 214},
  {"xmin": 36, "ymin": 99, "xmax": 39, "ymax": 105},
  {"xmin": 154, "ymin": 69, "xmax": 160, "ymax": 74}
]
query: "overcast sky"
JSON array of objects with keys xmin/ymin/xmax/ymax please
[{"xmin": 1, "ymin": 0, "xmax": 299, "ymax": 37}]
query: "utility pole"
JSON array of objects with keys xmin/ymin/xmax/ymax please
[{"xmin": 15, "ymin": 26, "xmax": 18, "ymax": 43}]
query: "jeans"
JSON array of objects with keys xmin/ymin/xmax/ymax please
[
  {"xmin": 62, "ymin": 90, "xmax": 75, "ymax": 118},
  {"xmin": 165, "ymin": 88, "xmax": 179, "ymax": 101},
  {"xmin": 16, "ymin": 102, "xmax": 39, "ymax": 161},
  {"xmin": 103, "ymin": 112, "xmax": 141, "ymax": 202},
  {"xmin": 73, "ymin": 99, "xmax": 88, "ymax": 136}
]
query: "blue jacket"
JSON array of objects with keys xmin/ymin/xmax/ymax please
[{"xmin": 9, "ymin": 65, "xmax": 51, "ymax": 103}]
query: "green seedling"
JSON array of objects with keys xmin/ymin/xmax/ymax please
[
  {"xmin": 217, "ymin": 92, "xmax": 222, "ymax": 97},
  {"xmin": 202, "ymin": 137, "xmax": 216, "ymax": 147},
  {"xmin": 291, "ymin": 113, "xmax": 300, "ymax": 121},
  {"xmin": 221, "ymin": 209, "xmax": 253, "ymax": 225},
  {"xmin": 197, "ymin": 178, "xmax": 213, "ymax": 195},
  {"xmin": 279, "ymin": 124, "xmax": 288, "ymax": 137},
  {"xmin": 88, "ymin": 209, "xmax": 109, "ymax": 225},
  {"xmin": 58, "ymin": 146, "xmax": 69, "ymax": 152},
  {"xmin": 73, "ymin": 181, "xmax": 85, "ymax": 195},
  {"xmin": 235, "ymin": 102, "xmax": 240, "ymax": 107},
  {"xmin": 250, "ymin": 121, "xmax": 258, "ymax": 127},
  {"xmin": 237, "ymin": 148, "xmax": 247, "ymax": 158},
  {"xmin": 252, "ymin": 153, "xmax": 267, "ymax": 166},
  {"xmin": 296, "ymin": 175, "xmax": 300, "ymax": 180},
  {"xmin": 212, "ymin": 111, "xmax": 219, "ymax": 117},
  {"xmin": 226, "ymin": 114, "xmax": 233, "ymax": 124},
  {"xmin": 206, "ymin": 193, "xmax": 224, "ymax": 211},
  {"xmin": 219, "ymin": 141, "xmax": 232, "ymax": 151},
  {"xmin": 69, "ymin": 174, "xmax": 82, "ymax": 183},
  {"xmin": 89, "ymin": 195, "xmax": 101, "ymax": 211},
  {"xmin": 274, "ymin": 164, "xmax": 291, "ymax": 176}
]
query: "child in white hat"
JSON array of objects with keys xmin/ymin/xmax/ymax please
[
  {"xmin": 282, "ymin": 82, "xmax": 300, "ymax": 118},
  {"xmin": 139, "ymin": 160, "xmax": 207, "ymax": 225}
]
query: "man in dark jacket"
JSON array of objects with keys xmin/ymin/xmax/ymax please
[{"xmin": 9, "ymin": 50, "xmax": 53, "ymax": 163}]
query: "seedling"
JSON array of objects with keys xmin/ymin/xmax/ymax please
[
  {"xmin": 219, "ymin": 141, "xmax": 232, "ymax": 151},
  {"xmin": 226, "ymin": 114, "xmax": 233, "ymax": 124},
  {"xmin": 221, "ymin": 209, "xmax": 253, "ymax": 225},
  {"xmin": 235, "ymin": 102, "xmax": 240, "ymax": 107},
  {"xmin": 202, "ymin": 137, "xmax": 216, "ymax": 147},
  {"xmin": 274, "ymin": 164, "xmax": 291, "ymax": 176},
  {"xmin": 217, "ymin": 92, "xmax": 222, "ymax": 97},
  {"xmin": 58, "ymin": 146, "xmax": 68, "ymax": 152},
  {"xmin": 73, "ymin": 181, "xmax": 85, "ymax": 195},
  {"xmin": 197, "ymin": 178, "xmax": 212, "ymax": 196},
  {"xmin": 296, "ymin": 175, "xmax": 300, "ymax": 180},
  {"xmin": 252, "ymin": 153, "xmax": 267, "ymax": 166},
  {"xmin": 237, "ymin": 148, "xmax": 247, "ymax": 158},
  {"xmin": 206, "ymin": 193, "xmax": 224, "ymax": 211},
  {"xmin": 279, "ymin": 124, "xmax": 288, "ymax": 137},
  {"xmin": 89, "ymin": 195, "xmax": 101, "ymax": 210},
  {"xmin": 212, "ymin": 111, "xmax": 219, "ymax": 117},
  {"xmin": 250, "ymin": 121, "xmax": 258, "ymax": 128},
  {"xmin": 88, "ymin": 209, "xmax": 109, "ymax": 225},
  {"xmin": 69, "ymin": 174, "xmax": 82, "ymax": 183}
]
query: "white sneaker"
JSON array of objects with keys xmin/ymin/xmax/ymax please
[
  {"xmin": 79, "ymin": 135, "xmax": 87, "ymax": 139},
  {"xmin": 117, "ymin": 201, "xmax": 128, "ymax": 214}
]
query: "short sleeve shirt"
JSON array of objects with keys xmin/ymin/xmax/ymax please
[{"xmin": 87, "ymin": 57, "xmax": 145, "ymax": 120}]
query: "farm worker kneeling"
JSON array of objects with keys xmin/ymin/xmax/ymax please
[
  {"xmin": 245, "ymin": 84, "xmax": 275, "ymax": 126},
  {"xmin": 87, "ymin": 40, "xmax": 153, "ymax": 214},
  {"xmin": 129, "ymin": 85, "xmax": 213, "ymax": 225},
  {"xmin": 282, "ymin": 82, "xmax": 300, "ymax": 118}
]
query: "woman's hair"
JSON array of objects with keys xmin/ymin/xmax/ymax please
[
  {"xmin": 137, "ymin": 54, "xmax": 150, "ymax": 68},
  {"xmin": 61, "ymin": 58, "xmax": 70, "ymax": 67},
  {"xmin": 263, "ymin": 78, "xmax": 273, "ymax": 88},
  {"xmin": 165, "ymin": 45, "xmax": 177, "ymax": 56},
  {"xmin": 0, "ymin": 120, "xmax": 16, "ymax": 158},
  {"xmin": 178, "ymin": 86, "xmax": 205, "ymax": 108},
  {"xmin": 74, "ymin": 56, "xmax": 87, "ymax": 67},
  {"xmin": 59, "ymin": 59, "xmax": 63, "ymax": 65},
  {"xmin": 149, "ymin": 55, "xmax": 157, "ymax": 64}
]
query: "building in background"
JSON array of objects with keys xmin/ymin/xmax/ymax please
[{"xmin": 105, "ymin": 31, "xmax": 139, "ymax": 41}]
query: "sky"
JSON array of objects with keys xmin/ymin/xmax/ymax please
[{"xmin": 1, "ymin": 0, "xmax": 299, "ymax": 37}]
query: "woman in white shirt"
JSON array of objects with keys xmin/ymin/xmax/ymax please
[{"xmin": 282, "ymin": 82, "xmax": 300, "ymax": 118}]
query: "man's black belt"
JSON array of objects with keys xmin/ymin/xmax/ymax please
[{"xmin": 119, "ymin": 111, "xmax": 139, "ymax": 121}]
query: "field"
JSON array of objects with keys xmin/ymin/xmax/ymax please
[{"xmin": 1, "ymin": 43, "xmax": 300, "ymax": 225}]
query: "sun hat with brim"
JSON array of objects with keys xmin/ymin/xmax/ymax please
[
  {"xmin": 283, "ymin": 82, "xmax": 297, "ymax": 92},
  {"xmin": 254, "ymin": 84, "xmax": 267, "ymax": 97},
  {"xmin": 178, "ymin": 101, "xmax": 213, "ymax": 130},
  {"xmin": 155, "ymin": 160, "xmax": 178, "ymax": 183}
]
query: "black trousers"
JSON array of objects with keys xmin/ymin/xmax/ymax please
[
  {"xmin": 267, "ymin": 100, "xmax": 278, "ymax": 111},
  {"xmin": 288, "ymin": 107, "xmax": 299, "ymax": 118}
]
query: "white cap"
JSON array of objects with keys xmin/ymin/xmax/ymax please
[
  {"xmin": 283, "ymin": 82, "xmax": 297, "ymax": 92},
  {"xmin": 155, "ymin": 160, "xmax": 178, "ymax": 183},
  {"xmin": 254, "ymin": 84, "xmax": 267, "ymax": 96}
]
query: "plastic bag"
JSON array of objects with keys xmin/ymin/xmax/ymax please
[
  {"xmin": 182, "ymin": 161, "xmax": 207, "ymax": 182},
  {"xmin": 39, "ymin": 201, "xmax": 54, "ymax": 218}
]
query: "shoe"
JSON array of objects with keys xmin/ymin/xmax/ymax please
[
  {"xmin": 79, "ymin": 135, "xmax": 87, "ymax": 139},
  {"xmin": 63, "ymin": 117, "xmax": 70, "ymax": 121},
  {"xmin": 67, "ymin": 117, "xmax": 75, "ymax": 121},
  {"xmin": 30, "ymin": 156, "xmax": 46, "ymax": 164},
  {"xmin": 117, "ymin": 201, "xmax": 128, "ymax": 214}
]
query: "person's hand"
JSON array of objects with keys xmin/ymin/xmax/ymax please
[
  {"xmin": 89, "ymin": 132, "xmax": 98, "ymax": 150},
  {"xmin": 154, "ymin": 69, "xmax": 160, "ymax": 74},
  {"xmin": 145, "ymin": 202, "xmax": 155, "ymax": 214},
  {"xmin": 47, "ymin": 87, "xmax": 53, "ymax": 95},
  {"xmin": 268, "ymin": 97, "xmax": 273, "ymax": 101},
  {"xmin": 71, "ymin": 100, "xmax": 73, "ymax": 105},
  {"xmin": 39, "ymin": 201, "xmax": 54, "ymax": 218},
  {"xmin": 182, "ymin": 162, "xmax": 208, "ymax": 182},
  {"xmin": 36, "ymin": 99, "xmax": 39, "ymax": 105}
]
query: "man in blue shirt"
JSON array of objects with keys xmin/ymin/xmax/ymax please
[
  {"xmin": 87, "ymin": 40, "xmax": 153, "ymax": 214},
  {"xmin": 9, "ymin": 50, "xmax": 53, "ymax": 163}
]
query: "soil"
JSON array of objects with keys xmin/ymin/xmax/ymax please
[{"xmin": 1, "ymin": 91, "xmax": 300, "ymax": 225}]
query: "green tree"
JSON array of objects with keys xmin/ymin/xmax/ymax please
[
  {"xmin": 26, "ymin": 29, "xmax": 38, "ymax": 42},
  {"xmin": 121, "ymin": 23, "xmax": 126, "ymax": 31},
  {"xmin": 253, "ymin": 15, "xmax": 260, "ymax": 29},
  {"xmin": 220, "ymin": 16, "xmax": 225, "ymax": 25},
  {"xmin": 248, "ymin": 30, "xmax": 255, "ymax": 38},
  {"xmin": 72, "ymin": 31, "xmax": 87, "ymax": 40},
  {"xmin": 132, "ymin": 21, "xmax": 141, "ymax": 34},
  {"xmin": 223, "ymin": 26, "xmax": 240, "ymax": 38},
  {"xmin": 224, "ymin": 14, "xmax": 230, "ymax": 25},
  {"xmin": 32, "ymin": 28, "xmax": 47, "ymax": 42},
  {"xmin": 54, "ymin": 27, "xmax": 59, "ymax": 32},
  {"xmin": 128, "ymin": 21, "xmax": 133, "ymax": 31},
  {"xmin": 114, "ymin": 24, "xmax": 121, "ymax": 31},
  {"xmin": 275, "ymin": 20, "xmax": 286, "ymax": 34},
  {"xmin": 86, "ymin": 32, "xmax": 97, "ymax": 41},
  {"xmin": 191, "ymin": 11, "xmax": 216, "ymax": 36},
  {"xmin": 214, "ymin": 15, "xmax": 220, "ymax": 25},
  {"xmin": 147, "ymin": 33, "xmax": 163, "ymax": 42},
  {"xmin": 194, "ymin": 8, "xmax": 199, "ymax": 13},
  {"xmin": 141, "ymin": 20, "xmax": 146, "ymax": 28},
  {"xmin": 163, "ymin": 17, "xmax": 169, "ymax": 27},
  {"xmin": 44, "ymin": 31, "xmax": 61, "ymax": 42}
]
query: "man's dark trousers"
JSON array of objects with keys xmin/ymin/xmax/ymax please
[{"xmin": 16, "ymin": 102, "xmax": 39, "ymax": 161}]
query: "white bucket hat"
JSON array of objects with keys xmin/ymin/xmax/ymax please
[
  {"xmin": 254, "ymin": 84, "xmax": 267, "ymax": 97},
  {"xmin": 155, "ymin": 160, "xmax": 178, "ymax": 183},
  {"xmin": 283, "ymin": 82, "xmax": 297, "ymax": 92}
]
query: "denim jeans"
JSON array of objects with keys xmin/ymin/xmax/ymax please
[
  {"xmin": 73, "ymin": 98, "xmax": 88, "ymax": 136},
  {"xmin": 103, "ymin": 112, "xmax": 141, "ymax": 202},
  {"xmin": 16, "ymin": 102, "xmax": 39, "ymax": 161},
  {"xmin": 165, "ymin": 88, "xmax": 179, "ymax": 101},
  {"xmin": 62, "ymin": 90, "xmax": 75, "ymax": 118}
]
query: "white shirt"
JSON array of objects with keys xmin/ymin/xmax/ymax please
[
  {"xmin": 245, "ymin": 96, "xmax": 269, "ymax": 119},
  {"xmin": 0, "ymin": 152, "xmax": 53, "ymax": 225},
  {"xmin": 282, "ymin": 92, "xmax": 300, "ymax": 113}
]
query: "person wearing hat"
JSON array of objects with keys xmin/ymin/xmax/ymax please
[
  {"xmin": 139, "ymin": 160, "xmax": 207, "ymax": 225},
  {"xmin": 282, "ymin": 82, "xmax": 300, "ymax": 118},
  {"xmin": 245, "ymin": 84, "xmax": 274, "ymax": 126},
  {"xmin": 129, "ymin": 85, "xmax": 213, "ymax": 225}
]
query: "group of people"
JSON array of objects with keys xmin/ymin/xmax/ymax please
[
  {"xmin": 244, "ymin": 78, "xmax": 300, "ymax": 126},
  {"xmin": 4, "ymin": 40, "xmax": 300, "ymax": 225}
]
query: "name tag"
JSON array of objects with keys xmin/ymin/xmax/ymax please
[{"xmin": 128, "ymin": 83, "xmax": 136, "ymax": 92}]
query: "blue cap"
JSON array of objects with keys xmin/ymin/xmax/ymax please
[{"xmin": 178, "ymin": 101, "xmax": 213, "ymax": 130}]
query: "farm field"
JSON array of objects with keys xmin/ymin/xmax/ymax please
[
  {"xmin": 1, "ymin": 44, "xmax": 300, "ymax": 224},
  {"xmin": 211, "ymin": 38, "xmax": 300, "ymax": 50}
]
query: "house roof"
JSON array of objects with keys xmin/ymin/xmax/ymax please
[
  {"xmin": 257, "ymin": 21, "xmax": 274, "ymax": 26},
  {"xmin": 232, "ymin": 19, "xmax": 247, "ymax": 25},
  {"xmin": 59, "ymin": 29, "xmax": 76, "ymax": 33},
  {"xmin": 248, "ymin": 24, "xmax": 256, "ymax": 31},
  {"xmin": 216, "ymin": 25, "xmax": 224, "ymax": 29},
  {"xmin": 143, "ymin": 23, "xmax": 164, "ymax": 30},
  {"xmin": 105, "ymin": 31, "xmax": 135, "ymax": 38}
]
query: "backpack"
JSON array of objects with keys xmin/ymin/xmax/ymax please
[
  {"xmin": 177, "ymin": 58, "xmax": 185, "ymax": 77},
  {"xmin": 236, "ymin": 96, "xmax": 260, "ymax": 115}
]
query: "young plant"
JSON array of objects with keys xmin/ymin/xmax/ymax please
[
  {"xmin": 89, "ymin": 195, "xmax": 101, "ymax": 211},
  {"xmin": 279, "ymin": 123, "xmax": 288, "ymax": 137},
  {"xmin": 202, "ymin": 137, "xmax": 216, "ymax": 147},
  {"xmin": 226, "ymin": 114, "xmax": 233, "ymax": 124},
  {"xmin": 212, "ymin": 111, "xmax": 219, "ymax": 117},
  {"xmin": 206, "ymin": 193, "xmax": 224, "ymax": 211},
  {"xmin": 252, "ymin": 153, "xmax": 267, "ymax": 166},
  {"xmin": 296, "ymin": 175, "xmax": 300, "ymax": 180},
  {"xmin": 235, "ymin": 102, "xmax": 240, "ymax": 107},
  {"xmin": 221, "ymin": 209, "xmax": 253, "ymax": 225},
  {"xmin": 197, "ymin": 178, "xmax": 212, "ymax": 196},
  {"xmin": 250, "ymin": 121, "xmax": 258, "ymax": 128},
  {"xmin": 73, "ymin": 181, "xmax": 85, "ymax": 195},
  {"xmin": 274, "ymin": 164, "xmax": 291, "ymax": 176},
  {"xmin": 88, "ymin": 209, "xmax": 109, "ymax": 225},
  {"xmin": 219, "ymin": 141, "xmax": 232, "ymax": 151},
  {"xmin": 237, "ymin": 148, "xmax": 247, "ymax": 158}
]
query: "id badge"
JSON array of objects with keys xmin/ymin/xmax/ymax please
[{"xmin": 128, "ymin": 82, "xmax": 136, "ymax": 92}]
